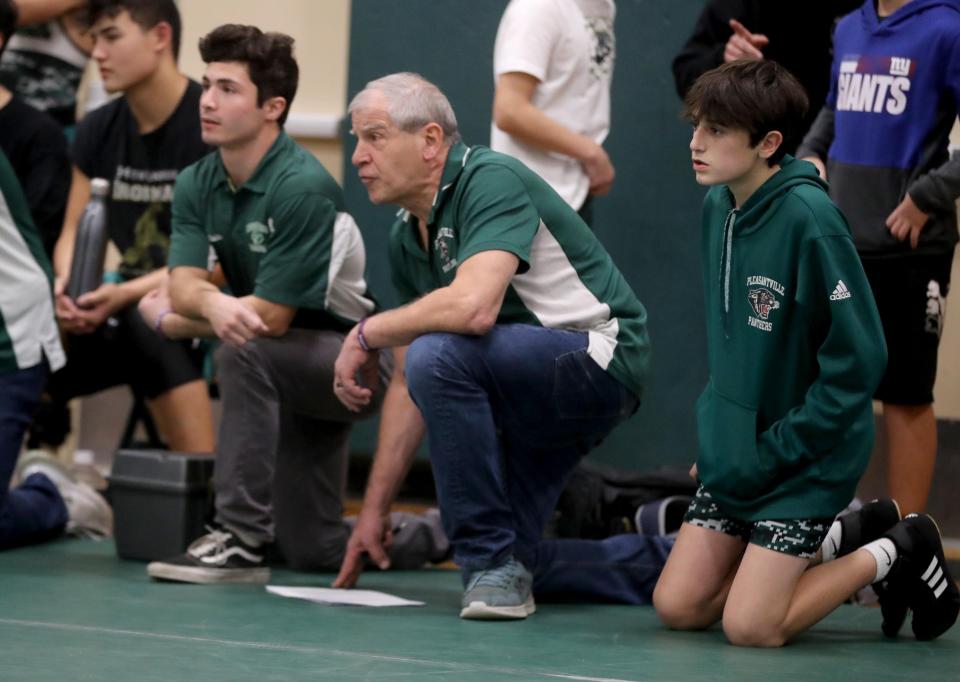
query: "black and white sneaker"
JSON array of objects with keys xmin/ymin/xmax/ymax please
[
  {"xmin": 884, "ymin": 514, "xmax": 960, "ymax": 641},
  {"xmin": 147, "ymin": 526, "xmax": 271, "ymax": 584},
  {"xmin": 835, "ymin": 498, "xmax": 901, "ymax": 557}
]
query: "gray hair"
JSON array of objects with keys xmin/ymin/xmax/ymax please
[{"xmin": 348, "ymin": 72, "xmax": 461, "ymax": 145}]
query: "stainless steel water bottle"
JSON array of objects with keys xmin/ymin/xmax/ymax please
[{"xmin": 67, "ymin": 177, "xmax": 110, "ymax": 301}]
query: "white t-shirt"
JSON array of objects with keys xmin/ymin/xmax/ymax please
[{"xmin": 491, "ymin": 0, "xmax": 616, "ymax": 210}]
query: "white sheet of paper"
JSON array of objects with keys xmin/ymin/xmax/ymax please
[{"xmin": 266, "ymin": 585, "xmax": 425, "ymax": 607}]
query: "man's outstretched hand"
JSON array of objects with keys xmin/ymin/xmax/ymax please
[{"xmin": 333, "ymin": 509, "xmax": 394, "ymax": 588}]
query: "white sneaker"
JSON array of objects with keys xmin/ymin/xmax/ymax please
[
  {"xmin": 12, "ymin": 449, "xmax": 68, "ymax": 488},
  {"xmin": 17, "ymin": 451, "xmax": 113, "ymax": 539}
]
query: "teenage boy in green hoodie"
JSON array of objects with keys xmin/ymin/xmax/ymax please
[{"xmin": 653, "ymin": 60, "xmax": 959, "ymax": 646}]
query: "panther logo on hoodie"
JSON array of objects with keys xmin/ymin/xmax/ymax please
[{"xmin": 748, "ymin": 288, "xmax": 780, "ymax": 321}]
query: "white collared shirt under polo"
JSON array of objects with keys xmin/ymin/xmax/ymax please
[{"xmin": 0, "ymin": 152, "xmax": 65, "ymax": 374}]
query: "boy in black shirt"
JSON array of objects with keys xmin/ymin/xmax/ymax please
[
  {"xmin": 0, "ymin": 0, "xmax": 70, "ymax": 256},
  {"xmin": 51, "ymin": 0, "xmax": 213, "ymax": 452}
]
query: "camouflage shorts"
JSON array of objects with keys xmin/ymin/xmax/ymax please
[{"xmin": 682, "ymin": 486, "xmax": 832, "ymax": 558}]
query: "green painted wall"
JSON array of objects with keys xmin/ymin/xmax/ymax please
[{"xmin": 344, "ymin": 0, "xmax": 709, "ymax": 471}]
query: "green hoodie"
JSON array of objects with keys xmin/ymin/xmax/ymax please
[{"xmin": 697, "ymin": 156, "xmax": 887, "ymax": 520}]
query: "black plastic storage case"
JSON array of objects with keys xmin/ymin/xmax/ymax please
[{"xmin": 109, "ymin": 449, "xmax": 215, "ymax": 561}]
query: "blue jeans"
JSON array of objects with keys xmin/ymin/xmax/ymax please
[
  {"xmin": 405, "ymin": 324, "xmax": 672, "ymax": 604},
  {"xmin": 0, "ymin": 362, "xmax": 68, "ymax": 549}
]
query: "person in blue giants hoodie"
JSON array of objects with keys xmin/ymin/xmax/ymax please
[{"xmin": 798, "ymin": 0, "xmax": 960, "ymax": 518}]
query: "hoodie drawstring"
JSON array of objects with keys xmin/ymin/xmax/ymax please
[{"xmin": 720, "ymin": 208, "xmax": 737, "ymax": 320}]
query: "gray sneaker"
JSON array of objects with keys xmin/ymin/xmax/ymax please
[
  {"xmin": 17, "ymin": 451, "xmax": 113, "ymax": 539},
  {"xmin": 460, "ymin": 556, "xmax": 535, "ymax": 620}
]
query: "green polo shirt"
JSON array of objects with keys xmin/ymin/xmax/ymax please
[
  {"xmin": 387, "ymin": 142, "xmax": 650, "ymax": 398},
  {"xmin": 169, "ymin": 131, "xmax": 376, "ymax": 329}
]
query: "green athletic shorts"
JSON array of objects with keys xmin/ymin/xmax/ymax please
[{"xmin": 683, "ymin": 486, "xmax": 833, "ymax": 559}]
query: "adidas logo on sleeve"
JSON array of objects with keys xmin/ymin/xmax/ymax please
[{"xmin": 830, "ymin": 280, "xmax": 852, "ymax": 301}]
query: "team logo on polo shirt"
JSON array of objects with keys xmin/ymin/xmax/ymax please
[
  {"xmin": 746, "ymin": 275, "xmax": 785, "ymax": 333},
  {"xmin": 246, "ymin": 218, "xmax": 275, "ymax": 253},
  {"xmin": 434, "ymin": 227, "xmax": 458, "ymax": 273}
]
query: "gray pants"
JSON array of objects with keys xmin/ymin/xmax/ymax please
[{"xmin": 214, "ymin": 329, "xmax": 447, "ymax": 571}]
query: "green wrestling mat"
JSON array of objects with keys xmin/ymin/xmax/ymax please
[{"xmin": 0, "ymin": 539, "xmax": 956, "ymax": 681}]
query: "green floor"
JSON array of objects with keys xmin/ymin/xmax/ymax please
[{"xmin": 0, "ymin": 539, "xmax": 957, "ymax": 681}]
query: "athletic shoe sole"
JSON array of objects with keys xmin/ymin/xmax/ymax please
[
  {"xmin": 459, "ymin": 596, "xmax": 536, "ymax": 620},
  {"xmin": 146, "ymin": 562, "xmax": 271, "ymax": 585}
]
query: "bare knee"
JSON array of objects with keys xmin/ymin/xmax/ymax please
[
  {"xmin": 722, "ymin": 613, "xmax": 786, "ymax": 648},
  {"xmin": 653, "ymin": 581, "xmax": 715, "ymax": 631},
  {"xmin": 149, "ymin": 380, "xmax": 215, "ymax": 451}
]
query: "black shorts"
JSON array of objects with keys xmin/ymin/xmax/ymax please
[
  {"xmin": 48, "ymin": 305, "xmax": 206, "ymax": 401},
  {"xmin": 861, "ymin": 252, "xmax": 953, "ymax": 405}
]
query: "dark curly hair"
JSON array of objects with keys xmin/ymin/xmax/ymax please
[{"xmin": 199, "ymin": 24, "xmax": 298, "ymax": 126}]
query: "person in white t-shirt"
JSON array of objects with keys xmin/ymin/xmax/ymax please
[{"xmin": 491, "ymin": 0, "xmax": 615, "ymax": 224}]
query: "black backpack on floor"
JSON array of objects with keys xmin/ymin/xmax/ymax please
[{"xmin": 552, "ymin": 459, "xmax": 697, "ymax": 539}]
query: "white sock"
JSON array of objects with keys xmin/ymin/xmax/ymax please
[
  {"xmin": 861, "ymin": 538, "xmax": 898, "ymax": 583},
  {"xmin": 820, "ymin": 520, "xmax": 843, "ymax": 562}
]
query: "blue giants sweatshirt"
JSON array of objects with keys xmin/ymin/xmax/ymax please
[{"xmin": 798, "ymin": 0, "xmax": 960, "ymax": 256}]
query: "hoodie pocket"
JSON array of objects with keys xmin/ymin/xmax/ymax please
[{"xmin": 696, "ymin": 385, "xmax": 766, "ymax": 499}]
